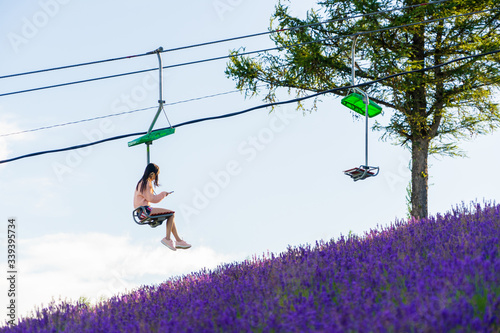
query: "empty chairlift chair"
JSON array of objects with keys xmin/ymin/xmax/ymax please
[{"xmin": 341, "ymin": 36, "xmax": 382, "ymax": 182}]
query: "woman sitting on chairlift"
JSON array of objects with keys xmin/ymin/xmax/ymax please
[{"xmin": 133, "ymin": 163, "xmax": 191, "ymax": 251}]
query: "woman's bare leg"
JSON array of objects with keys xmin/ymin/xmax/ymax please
[
  {"xmin": 150, "ymin": 208, "xmax": 176, "ymax": 240},
  {"xmin": 165, "ymin": 215, "xmax": 182, "ymax": 241},
  {"xmin": 166, "ymin": 217, "xmax": 173, "ymax": 240},
  {"xmin": 170, "ymin": 217, "xmax": 182, "ymax": 242},
  {"xmin": 150, "ymin": 208, "xmax": 174, "ymax": 215}
]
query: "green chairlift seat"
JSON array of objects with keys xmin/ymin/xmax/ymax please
[
  {"xmin": 128, "ymin": 128, "xmax": 175, "ymax": 147},
  {"xmin": 341, "ymin": 93, "xmax": 382, "ymax": 118}
]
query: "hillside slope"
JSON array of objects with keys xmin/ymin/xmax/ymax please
[{"xmin": 2, "ymin": 202, "xmax": 500, "ymax": 332}]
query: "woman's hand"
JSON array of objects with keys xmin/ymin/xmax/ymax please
[{"xmin": 161, "ymin": 191, "xmax": 173, "ymax": 199}]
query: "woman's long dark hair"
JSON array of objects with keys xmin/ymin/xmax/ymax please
[{"xmin": 136, "ymin": 163, "xmax": 160, "ymax": 193}]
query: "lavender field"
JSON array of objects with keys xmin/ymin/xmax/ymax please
[{"xmin": 3, "ymin": 203, "xmax": 500, "ymax": 332}]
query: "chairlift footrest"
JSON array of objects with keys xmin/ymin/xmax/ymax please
[{"xmin": 344, "ymin": 165, "xmax": 379, "ymax": 181}]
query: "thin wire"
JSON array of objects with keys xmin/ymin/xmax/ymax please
[
  {"xmin": 0, "ymin": 107, "xmax": 157, "ymax": 138},
  {"xmin": 161, "ymin": 106, "xmax": 172, "ymax": 128},
  {"xmin": 1, "ymin": 7, "xmax": 496, "ymax": 99},
  {"xmin": 0, "ymin": 87, "xmax": 257, "ymax": 137},
  {"xmin": 165, "ymin": 87, "xmax": 257, "ymax": 106},
  {"xmin": 0, "ymin": 0, "xmax": 450, "ymax": 81},
  {"xmin": 1, "ymin": 49, "xmax": 498, "ymax": 165}
]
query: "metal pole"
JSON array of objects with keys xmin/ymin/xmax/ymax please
[
  {"xmin": 351, "ymin": 35, "xmax": 358, "ymax": 86},
  {"xmin": 145, "ymin": 47, "xmax": 164, "ymax": 165},
  {"xmin": 147, "ymin": 47, "xmax": 165, "ymax": 134},
  {"xmin": 157, "ymin": 48, "xmax": 163, "ymax": 105},
  {"xmin": 352, "ymin": 35, "xmax": 369, "ymax": 167},
  {"xmin": 147, "ymin": 142, "xmax": 151, "ymax": 164},
  {"xmin": 365, "ymin": 95, "xmax": 369, "ymax": 167}
]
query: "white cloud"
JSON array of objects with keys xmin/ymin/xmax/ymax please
[
  {"xmin": 0, "ymin": 232, "xmax": 238, "ymax": 320},
  {"xmin": 14, "ymin": 176, "xmax": 71, "ymax": 217},
  {"xmin": 0, "ymin": 112, "xmax": 33, "ymax": 163}
]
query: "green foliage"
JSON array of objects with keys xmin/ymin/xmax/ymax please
[
  {"xmin": 405, "ymin": 180, "xmax": 412, "ymax": 219},
  {"xmin": 77, "ymin": 296, "xmax": 91, "ymax": 308}
]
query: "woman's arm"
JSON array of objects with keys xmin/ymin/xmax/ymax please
[{"xmin": 143, "ymin": 182, "xmax": 167, "ymax": 204}]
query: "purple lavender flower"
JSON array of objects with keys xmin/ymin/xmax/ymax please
[{"xmin": 1, "ymin": 202, "xmax": 499, "ymax": 332}]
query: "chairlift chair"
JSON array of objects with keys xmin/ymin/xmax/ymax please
[
  {"xmin": 342, "ymin": 35, "xmax": 382, "ymax": 182},
  {"xmin": 129, "ymin": 47, "xmax": 176, "ymax": 225},
  {"xmin": 133, "ymin": 206, "xmax": 174, "ymax": 228}
]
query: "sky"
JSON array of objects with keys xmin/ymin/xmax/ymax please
[{"xmin": 0, "ymin": 0, "xmax": 499, "ymax": 321}]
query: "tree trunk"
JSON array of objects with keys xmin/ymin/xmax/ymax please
[{"xmin": 411, "ymin": 138, "xmax": 429, "ymax": 219}]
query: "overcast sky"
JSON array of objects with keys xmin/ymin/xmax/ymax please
[{"xmin": 1, "ymin": 0, "xmax": 499, "ymax": 320}]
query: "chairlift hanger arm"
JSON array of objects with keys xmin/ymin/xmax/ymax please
[
  {"xmin": 127, "ymin": 47, "xmax": 174, "ymax": 165},
  {"xmin": 341, "ymin": 35, "xmax": 381, "ymax": 181},
  {"xmin": 147, "ymin": 103, "xmax": 167, "ymax": 135},
  {"xmin": 147, "ymin": 47, "xmax": 168, "ymax": 135}
]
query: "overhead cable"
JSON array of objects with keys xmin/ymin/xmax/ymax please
[
  {"xmin": 0, "ymin": 6, "xmax": 496, "ymax": 98},
  {"xmin": 161, "ymin": 7, "xmax": 500, "ymax": 69},
  {"xmin": 158, "ymin": 0, "xmax": 451, "ymax": 53},
  {"xmin": 0, "ymin": 53, "xmax": 150, "ymax": 80},
  {"xmin": 0, "ymin": 0, "xmax": 451, "ymax": 80},
  {"xmin": 0, "ymin": 68, "xmax": 156, "ymax": 98},
  {"xmin": 1, "ymin": 49, "xmax": 498, "ymax": 165}
]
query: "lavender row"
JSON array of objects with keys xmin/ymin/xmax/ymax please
[{"xmin": 2, "ymin": 202, "xmax": 499, "ymax": 332}]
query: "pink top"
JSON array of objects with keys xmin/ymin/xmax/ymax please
[{"xmin": 133, "ymin": 181, "xmax": 167, "ymax": 208}]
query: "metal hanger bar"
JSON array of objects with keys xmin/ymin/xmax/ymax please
[
  {"xmin": 350, "ymin": 36, "xmax": 370, "ymax": 167},
  {"xmin": 147, "ymin": 47, "xmax": 165, "ymax": 134},
  {"xmin": 351, "ymin": 35, "xmax": 358, "ymax": 87}
]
